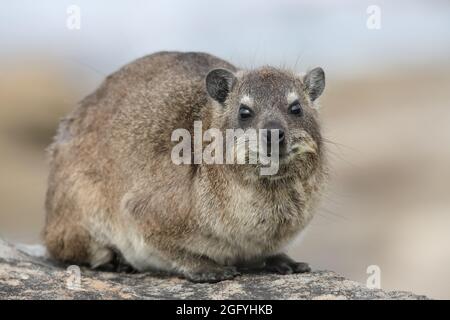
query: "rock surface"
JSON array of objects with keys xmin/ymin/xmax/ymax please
[{"xmin": 0, "ymin": 238, "xmax": 428, "ymax": 300}]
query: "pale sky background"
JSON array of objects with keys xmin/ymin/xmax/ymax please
[{"xmin": 1, "ymin": 0, "xmax": 450, "ymax": 79}]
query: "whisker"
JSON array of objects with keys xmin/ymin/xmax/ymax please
[
  {"xmin": 325, "ymin": 149, "xmax": 361, "ymax": 170},
  {"xmin": 322, "ymin": 137, "xmax": 360, "ymax": 153}
]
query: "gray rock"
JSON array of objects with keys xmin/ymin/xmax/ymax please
[{"xmin": 0, "ymin": 238, "xmax": 428, "ymax": 300}]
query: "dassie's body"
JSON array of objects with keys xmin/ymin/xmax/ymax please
[{"xmin": 44, "ymin": 51, "xmax": 327, "ymax": 282}]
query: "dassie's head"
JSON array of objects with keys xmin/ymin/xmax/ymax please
[{"xmin": 205, "ymin": 66, "xmax": 325, "ymax": 180}]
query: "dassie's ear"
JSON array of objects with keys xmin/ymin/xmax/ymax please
[
  {"xmin": 303, "ymin": 67, "xmax": 325, "ymax": 101},
  {"xmin": 206, "ymin": 68, "xmax": 236, "ymax": 104}
]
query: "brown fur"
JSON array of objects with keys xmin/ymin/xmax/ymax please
[{"xmin": 43, "ymin": 51, "xmax": 327, "ymax": 282}]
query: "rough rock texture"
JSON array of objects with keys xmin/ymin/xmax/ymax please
[{"xmin": 0, "ymin": 239, "xmax": 428, "ymax": 300}]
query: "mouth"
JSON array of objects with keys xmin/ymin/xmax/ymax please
[
  {"xmin": 242, "ymin": 138, "xmax": 318, "ymax": 168},
  {"xmin": 267, "ymin": 140, "xmax": 317, "ymax": 164},
  {"xmin": 290, "ymin": 130, "xmax": 318, "ymax": 155},
  {"xmin": 290, "ymin": 139, "xmax": 317, "ymax": 156},
  {"xmin": 264, "ymin": 141, "xmax": 316, "ymax": 160}
]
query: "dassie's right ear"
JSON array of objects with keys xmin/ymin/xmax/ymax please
[
  {"xmin": 303, "ymin": 67, "xmax": 325, "ymax": 102},
  {"xmin": 206, "ymin": 68, "xmax": 236, "ymax": 104}
]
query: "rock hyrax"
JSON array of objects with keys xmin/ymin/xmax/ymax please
[{"xmin": 44, "ymin": 51, "xmax": 327, "ymax": 282}]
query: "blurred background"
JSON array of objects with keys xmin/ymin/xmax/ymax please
[{"xmin": 1, "ymin": 0, "xmax": 449, "ymax": 298}]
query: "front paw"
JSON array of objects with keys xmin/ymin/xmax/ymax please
[
  {"xmin": 264, "ymin": 253, "xmax": 311, "ymax": 275},
  {"xmin": 184, "ymin": 266, "xmax": 241, "ymax": 283}
]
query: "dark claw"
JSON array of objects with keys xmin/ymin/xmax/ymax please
[
  {"xmin": 291, "ymin": 262, "xmax": 311, "ymax": 273},
  {"xmin": 264, "ymin": 254, "xmax": 311, "ymax": 275}
]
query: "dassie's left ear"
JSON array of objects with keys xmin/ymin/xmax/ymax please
[
  {"xmin": 303, "ymin": 67, "xmax": 325, "ymax": 101},
  {"xmin": 206, "ymin": 68, "xmax": 236, "ymax": 104}
]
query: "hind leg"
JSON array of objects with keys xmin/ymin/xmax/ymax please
[{"xmin": 43, "ymin": 218, "xmax": 114, "ymax": 268}]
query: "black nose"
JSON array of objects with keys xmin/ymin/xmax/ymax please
[{"xmin": 266, "ymin": 129, "xmax": 285, "ymax": 145}]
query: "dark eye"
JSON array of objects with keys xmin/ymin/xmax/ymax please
[
  {"xmin": 239, "ymin": 104, "xmax": 253, "ymax": 120},
  {"xmin": 289, "ymin": 101, "xmax": 303, "ymax": 116}
]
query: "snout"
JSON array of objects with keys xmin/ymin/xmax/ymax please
[
  {"xmin": 264, "ymin": 128, "xmax": 285, "ymax": 145},
  {"xmin": 261, "ymin": 121, "xmax": 287, "ymax": 156}
]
